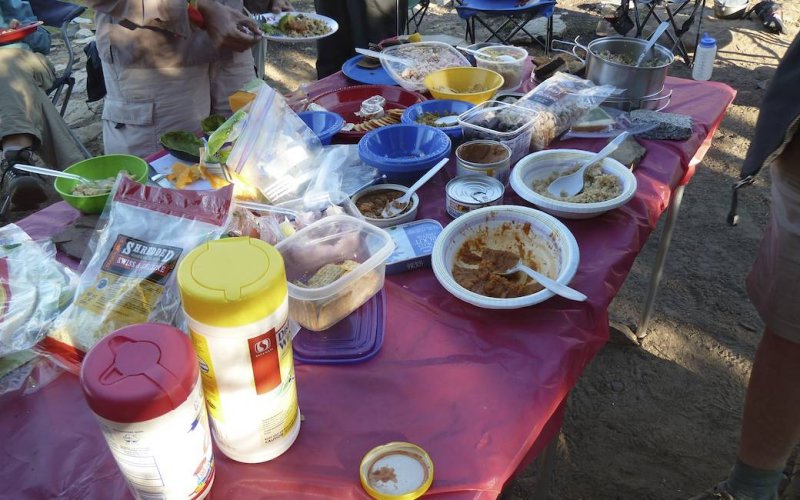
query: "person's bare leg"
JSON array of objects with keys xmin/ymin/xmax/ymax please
[
  {"xmin": 1, "ymin": 133, "xmax": 35, "ymax": 152},
  {"xmin": 739, "ymin": 328, "xmax": 800, "ymax": 470}
]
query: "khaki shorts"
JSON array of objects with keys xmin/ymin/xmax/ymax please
[
  {"xmin": 101, "ymin": 50, "xmax": 255, "ymax": 159},
  {"xmin": 746, "ymin": 136, "xmax": 800, "ymax": 343}
]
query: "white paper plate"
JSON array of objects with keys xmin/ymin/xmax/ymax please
[
  {"xmin": 432, "ymin": 205, "xmax": 580, "ymax": 309},
  {"xmin": 255, "ymin": 12, "xmax": 339, "ymax": 42},
  {"xmin": 510, "ymin": 149, "xmax": 637, "ymax": 220}
]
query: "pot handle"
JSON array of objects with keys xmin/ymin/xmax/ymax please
[{"xmin": 550, "ymin": 37, "xmax": 586, "ymax": 64}]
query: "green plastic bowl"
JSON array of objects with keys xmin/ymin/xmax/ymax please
[{"xmin": 55, "ymin": 155, "xmax": 149, "ymax": 214}]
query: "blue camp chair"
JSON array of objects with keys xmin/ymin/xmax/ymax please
[
  {"xmin": 455, "ymin": 0, "xmax": 557, "ymax": 52},
  {"xmin": 28, "ymin": 0, "xmax": 91, "ymax": 159}
]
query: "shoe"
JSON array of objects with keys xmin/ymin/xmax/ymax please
[
  {"xmin": 0, "ymin": 148, "xmax": 48, "ymax": 217},
  {"xmin": 689, "ymin": 481, "xmax": 736, "ymax": 500},
  {"xmin": 751, "ymin": 1, "xmax": 785, "ymax": 34}
]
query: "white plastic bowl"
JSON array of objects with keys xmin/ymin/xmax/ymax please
[
  {"xmin": 351, "ymin": 184, "xmax": 419, "ymax": 228},
  {"xmin": 431, "ymin": 205, "xmax": 580, "ymax": 309},
  {"xmin": 510, "ymin": 149, "xmax": 637, "ymax": 220}
]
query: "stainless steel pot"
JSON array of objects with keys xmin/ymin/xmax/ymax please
[{"xmin": 556, "ymin": 36, "xmax": 674, "ymax": 110}]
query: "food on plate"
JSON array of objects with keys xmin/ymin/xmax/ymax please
[
  {"xmin": 70, "ymin": 171, "xmax": 133, "ymax": 196},
  {"xmin": 596, "ymin": 49, "xmax": 665, "ymax": 67},
  {"xmin": 416, "ymin": 111, "xmax": 458, "ymax": 127},
  {"xmin": 344, "ymin": 108, "xmax": 404, "ymax": 133},
  {"xmin": 159, "ymin": 131, "xmax": 204, "ymax": 157},
  {"xmin": 0, "ymin": 19, "xmax": 22, "ymax": 33},
  {"xmin": 532, "ymin": 54, "xmax": 585, "ymax": 81},
  {"xmin": 434, "ymin": 83, "xmax": 487, "ymax": 94},
  {"xmin": 356, "ymin": 56, "xmax": 381, "ymax": 69},
  {"xmin": 532, "ymin": 163, "xmax": 622, "ymax": 202},
  {"xmin": 355, "ymin": 189, "xmax": 408, "ymax": 218},
  {"xmin": 629, "ymin": 109, "xmax": 693, "ymax": 141},
  {"xmin": 388, "ymin": 43, "xmax": 467, "ymax": 87},
  {"xmin": 295, "ymin": 259, "xmax": 360, "ymax": 288},
  {"xmin": 452, "ymin": 245, "xmax": 544, "ymax": 298},
  {"xmin": 166, "ymin": 162, "xmax": 228, "ymax": 189},
  {"xmin": 201, "ymin": 114, "xmax": 226, "ymax": 135},
  {"xmin": 572, "ymin": 107, "xmax": 615, "ymax": 132},
  {"xmin": 260, "ymin": 13, "xmax": 331, "ymax": 38},
  {"xmin": 355, "ymin": 96, "xmax": 386, "ymax": 120}
]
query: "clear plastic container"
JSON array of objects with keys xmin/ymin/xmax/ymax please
[
  {"xmin": 275, "ymin": 215, "xmax": 395, "ymax": 331},
  {"xmin": 381, "ymin": 41, "xmax": 471, "ymax": 92},
  {"xmin": 474, "ymin": 45, "xmax": 528, "ymax": 92},
  {"xmin": 458, "ymin": 100, "xmax": 539, "ymax": 165}
]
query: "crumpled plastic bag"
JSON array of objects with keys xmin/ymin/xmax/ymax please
[{"xmin": 0, "ymin": 224, "xmax": 77, "ymax": 357}]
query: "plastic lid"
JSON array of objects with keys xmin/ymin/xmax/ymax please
[
  {"xmin": 360, "ymin": 442, "xmax": 434, "ymax": 500},
  {"xmin": 293, "ymin": 289, "xmax": 386, "ymax": 364},
  {"xmin": 699, "ymin": 32, "xmax": 716, "ymax": 47},
  {"xmin": 177, "ymin": 237, "xmax": 287, "ymax": 327},
  {"xmin": 80, "ymin": 323, "xmax": 199, "ymax": 423}
]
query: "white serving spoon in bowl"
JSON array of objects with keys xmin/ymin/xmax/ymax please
[
  {"xmin": 496, "ymin": 259, "xmax": 587, "ymax": 302},
  {"xmin": 381, "ymin": 157, "xmax": 449, "ymax": 218},
  {"xmin": 457, "ymin": 46, "xmax": 517, "ymax": 63},
  {"xmin": 546, "ymin": 132, "xmax": 630, "ymax": 198}
]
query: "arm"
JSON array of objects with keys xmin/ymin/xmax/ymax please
[
  {"xmin": 85, "ymin": 0, "xmax": 191, "ymax": 36},
  {"xmin": 197, "ymin": 0, "xmax": 261, "ymax": 52}
]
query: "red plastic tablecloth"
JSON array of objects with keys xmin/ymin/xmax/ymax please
[{"xmin": 0, "ymin": 72, "xmax": 734, "ymax": 499}]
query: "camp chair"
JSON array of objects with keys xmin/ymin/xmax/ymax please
[
  {"xmin": 632, "ymin": 0, "xmax": 706, "ymax": 66},
  {"xmin": 28, "ymin": 0, "xmax": 91, "ymax": 159},
  {"xmin": 455, "ymin": 0, "xmax": 557, "ymax": 53},
  {"xmin": 406, "ymin": 0, "xmax": 430, "ymax": 34}
]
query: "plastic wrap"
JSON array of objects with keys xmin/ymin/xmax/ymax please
[
  {"xmin": 516, "ymin": 73, "xmax": 618, "ymax": 150},
  {"xmin": 0, "ymin": 224, "xmax": 78, "ymax": 357},
  {"xmin": 303, "ymin": 144, "xmax": 380, "ymax": 200},
  {"xmin": 41, "ymin": 178, "xmax": 235, "ymax": 372},
  {"xmin": 226, "ymin": 86, "xmax": 324, "ymax": 204}
]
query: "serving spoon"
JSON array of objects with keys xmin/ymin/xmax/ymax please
[
  {"xmin": 433, "ymin": 115, "xmax": 459, "ymax": 126},
  {"xmin": 496, "ymin": 259, "xmax": 587, "ymax": 302},
  {"xmin": 546, "ymin": 132, "xmax": 630, "ymax": 198},
  {"xmin": 381, "ymin": 157, "xmax": 448, "ymax": 218},
  {"xmin": 635, "ymin": 21, "xmax": 670, "ymax": 67}
]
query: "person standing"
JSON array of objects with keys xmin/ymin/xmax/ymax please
[
  {"xmin": 87, "ymin": 0, "xmax": 290, "ymax": 158},
  {"xmin": 314, "ymin": 0, "xmax": 408, "ymax": 79},
  {"xmin": 693, "ymin": 31, "xmax": 800, "ymax": 500}
]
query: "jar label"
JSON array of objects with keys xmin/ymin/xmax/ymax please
[
  {"xmin": 191, "ymin": 332, "xmax": 224, "ymax": 422},
  {"xmin": 248, "ymin": 328, "xmax": 281, "ymax": 395}
]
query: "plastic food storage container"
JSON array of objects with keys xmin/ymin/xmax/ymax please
[
  {"xmin": 275, "ymin": 215, "xmax": 395, "ymax": 331},
  {"xmin": 381, "ymin": 41, "xmax": 471, "ymax": 92},
  {"xmin": 458, "ymin": 100, "xmax": 538, "ymax": 165},
  {"xmin": 475, "ymin": 45, "xmax": 528, "ymax": 92}
]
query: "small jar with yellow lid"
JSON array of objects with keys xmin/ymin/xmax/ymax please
[{"xmin": 177, "ymin": 237, "xmax": 300, "ymax": 463}]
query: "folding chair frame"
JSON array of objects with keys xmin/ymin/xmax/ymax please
[
  {"xmin": 461, "ymin": 3, "xmax": 553, "ymax": 54},
  {"xmin": 632, "ymin": 0, "xmax": 706, "ymax": 66},
  {"xmin": 405, "ymin": 0, "xmax": 430, "ymax": 34}
]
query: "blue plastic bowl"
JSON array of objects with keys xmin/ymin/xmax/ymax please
[
  {"xmin": 298, "ymin": 111, "xmax": 345, "ymax": 145},
  {"xmin": 358, "ymin": 124, "xmax": 452, "ymax": 185},
  {"xmin": 401, "ymin": 100, "xmax": 475, "ymax": 141}
]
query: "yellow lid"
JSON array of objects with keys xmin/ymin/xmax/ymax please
[
  {"xmin": 177, "ymin": 237, "xmax": 287, "ymax": 327},
  {"xmin": 360, "ymin": 442, "xmax": 434, "ymax": 500}
]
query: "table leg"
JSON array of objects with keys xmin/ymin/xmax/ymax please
[
  {"xmin": 253, "ymin": 37, "xmax": 267, "ymax": 80},
  {"xmin": 530, "ymin": 436, "xmax": 557, "ymax": 499},
  {"xmin": 635, "ymin": 183, "xmax": 686, "ymax": 340}
]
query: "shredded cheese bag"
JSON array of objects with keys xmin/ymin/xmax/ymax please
[{"xmin": 41, "ymin": 178, "xmax": 234, "ymax": 372}]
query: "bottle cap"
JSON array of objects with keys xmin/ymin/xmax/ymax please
[
  {"xmin": 360, "ymin": 442, "xmax": 433, "ymax": 500},
  {"xmin": 700, "ymin": 32, "xmax": 716, "ymax": 47},
  {"xmin": 178, "ymin": 237, "xmax": 287, "ymax": 327}
]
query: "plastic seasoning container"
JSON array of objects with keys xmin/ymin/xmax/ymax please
[
  {"xmin": 360, "ymin": 442, "xmax": 434, "ymax": 500},
  {"xmin": 692, "ymin": 33, "xmax": 717, "ymax": 81},
  {"xmin": 177, "ymin": 237, "xmax": 300, "ymax": 463},
  {"xmin": 80, "ymin": 323, "xmax": 215, "ymax": 500}
]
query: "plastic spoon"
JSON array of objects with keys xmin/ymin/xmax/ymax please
[
  {"xmin": 546, "ymin": 131, "xmax": 630, "ymax": 198},
  {"xmin": 14, "ymin": 164, "xmax": 94, "ymax": 184},
  {"xmin": 434, "ymin": 115, "xmax": 459, "ymax": 126},
  {"xmin": 457, "ymin": 46, "xmax": 517, "ymax": 63},
  {"xmin": 496, "ymin": 260, "xmax": 587, "ymax": 302},
  {"xmin": 355, "ymin": 48, "xmax": 413, "ymax": 66},
  {"xmin": 635, "ymin": 21, "xmax": 670, "ymax": 67},
  {"xmin": 381, "ymin": 157, "xmax": 448, "ymax": 218}
]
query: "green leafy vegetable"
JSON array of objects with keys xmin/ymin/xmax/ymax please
[{"xmin": 159, "ymin": 131, "xmax": 204, "ymax": 156}]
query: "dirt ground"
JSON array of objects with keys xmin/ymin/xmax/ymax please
[{"xmin": 39, "ymin": 0, "xmax": 797, "ymax": 498}]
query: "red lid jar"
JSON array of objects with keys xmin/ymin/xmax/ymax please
[{"xmin": 80, "ymin": 323, "xmax": 199, "ymax": 423}]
